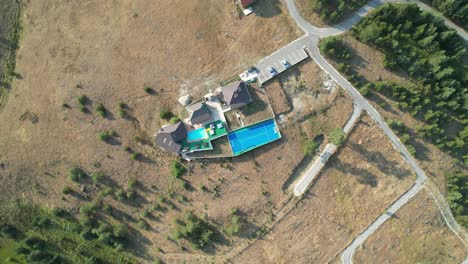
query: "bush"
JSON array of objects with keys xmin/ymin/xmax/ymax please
[
  {"xmin": 127, "ymin": 191, "xmax": 136, "ymax": 200},
  {"xmin": 117, "ymin": 109, "xmax": 126, "ymax": 118},
  {"xmin": 77, "ymin": 95, "xmax": 88, "ymax": 106},
  {"xmin": 131, "ymin": 152, "xmax": 141, "ymax": 160},
  {"xmin": 319, "ymin": 36, "xmax": 350, "ymax": 60},
  {"xmin": 118, "ymin": 102, "xmax": 127, "ymax": 109},
  {"xmin": 95, "ymin": 103, "xmax": 107, "ymax": 117},
  {"xmin": 302, "ymin": 139, "xmax": 319, "ymax": 156},
  {"xmin": 159, "ymin": 110, "xmax": 171, "ymax": 120},
  {"xmin": 79, "ymin": 105, "xmax": 88, "ymax": 113},
  {"xmin": 91, "ymin": 172, "xmax": 105, "ymax": 184},
  {"xmin": 69, "ymin": 167, "xmax": 86, "ymax": 182},
  {"xmin": 115, "ymin": 189, "xmax": 126, "ymax": 201},
  {"xmin": 144, "ymin": 87, "xmax": 154, "ymax": 94},
  {"xmin": 127, "ymin": 178, "xmax": 138, "ymax": 189},
  {"xmin": 62, "ymin": 186, "xmax": 73, "ymax": 195},
  {"xmin": 170, "ymin": 160, "xmax": 186, "ymax": 178},
  {"xmin": 329, "ymin": 128, "xmax": 346, "ymax": 147},
  {"xmin": 98, "ymin": 131, "xmax": 112, "ymax": 142},
  {"xmin": 137, "ymin": 219, "xmax": 149, "ymax": 230},
  {"xmin": 170, "ymin": 116, "xmax": 181, "ymax": 124}
]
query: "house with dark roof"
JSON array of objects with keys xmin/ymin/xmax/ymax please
[
  {"xmin": 155, "ymin": 121, "xmax": 187, "ymax": 154},
  {"xmin": 221, "ymin": 81, "xmax": 253, "ymax": 110},
  {"xmin": 240, "ymin": 0, "xmax": 257, "ymax": 8},
  {"xmin": 187, "ymin": 102, "xmax": 212, "ymax": 124}
]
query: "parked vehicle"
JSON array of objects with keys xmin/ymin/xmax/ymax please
[{"xmin": 268, "ymin": 66, "xmax": 276, "ymax": 76}]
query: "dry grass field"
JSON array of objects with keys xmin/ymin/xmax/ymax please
[
  {"xmin": 354, "ymin": 189, "xmax": 466, "ymax": 264},
  {"xmin": 231, "ymin": 114, "xmax": 416, "ymax": 263},
  {"xmin": 326, "ymin": 33, "xmax": 468, "ymax": 191}
]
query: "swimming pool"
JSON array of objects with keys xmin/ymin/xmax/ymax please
[
  {"xmin": 228, "ymin": 119, "xmax": 281, "ymax": 156},
  {"xmin": 187, "ymin": 127, "xmax": 208, "ymax": 142}
]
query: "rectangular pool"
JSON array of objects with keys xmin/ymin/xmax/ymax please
[
  {"xmin": 187, "ymin": 127, "xmax": 208, "ymax": 142},
  {"xmin": 228, "ymin": 119, "xmax": 281, "ymax": 156}
]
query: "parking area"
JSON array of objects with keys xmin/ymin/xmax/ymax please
[{"xmin": 255, "ymin": 36, "xmax": 310, "ymax": 84}]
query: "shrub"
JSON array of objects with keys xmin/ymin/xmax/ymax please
[
  {"xmin": 69, "ymin": 167, "xmax": 86, "ymax": 182},
  {"xmin": 141, "ymin": 210, "xmax": 150, "ymax": 218},
  {"xmin": 170, "ymin": 116, "xmax": 181, "ymax": 124},
  {"xmin": 127, "ymin": 191, "xmax": 136, "ymax": 200},
  {"xmin": 123, "ymin": 146, "xmax": 132, "ymax": 152},
  {"xmin": 52, "ymin": 207, "xmax": 68, "ymax": 218},
  {"xmin": 144, "ymin": 86, "xmax": 153, "ymax": 94},
  {"xmin": 170, "ymin": 160, "xmax": 186, "ymax": 178},
  {"xmin": 115, "ymin": 189, "xmax": 126, "ymax": 201},
  {"xmin": 127, "ymin": 178, "xmax": 138, "ymax": 189},
  {"xmin": 329, "ymin": 128, "xmax": 346, "ymax": 147},
  {"xmin": 77, "ymin": 95, "xmax": 88, "ymax": 106},
  {"xmin": 95, "ymin": 103, "xmax": 106, "ymax": 117},
  {"xmin": 79, "ymin": 106, "xmax": 88, "ymax": 113},
  {"xmin": 118, "ymin": 102, "xmax": 127, "ymax": 109},
  {"xmin": 98, "ymin": 131, "xmax": 112, "ymax": 142},
  {"xmin": 131, "ymin": 152, "xmax": 141, "ymax": 160},
  {"xmin": 103, "ymin": 204, "xmax": 113, "ymax": 214},
  {"xmin": 99, "ymin": 187, "xmax": 114, "ymax": 197},
  {"xmin": 113, "ymin": 224, "xmax": 128, "ymax": 239},
  {"xmin": 117, "ymin": 109, "xmax": 126, "ymax": 118},
  {"xmin": 137, "ymin": 219, "xmax": 149, "ymax": 230},
  {"xmin": 133, "ymin": 135, "xmax": 143, "ymax": 143},
  {"xmin": 91, "ymin": 172, "xmax": 105, "ymax": 184},
  {"xmin": 302, "ymin": 139, "xmax": 319, "ymax": 156},
  {"xmin": 62, "ymin": 186, "xmax": 73, "ymax": 195},
  {"xmin": 159, "ymin": 110, "xmax": 171, "ymax": 120}
]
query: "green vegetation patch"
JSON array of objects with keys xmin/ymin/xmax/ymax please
[
  {"xmin": 424, "ymin": 0, "xmax": 467, "ymax": 30},
  {"xmin": 0, "ymin": 200, "xmax": 137, "ymax": 264},
  {"xmin": 310, "ymin": 0, "xmax": 368, "ymax": 24},
  {"xmin": 0, "ymin": 0, "xmax": 22, "ymax": 108},
  {"xmin": 351, "ymin": 3, "xmax": 467, "ymax": 162}
]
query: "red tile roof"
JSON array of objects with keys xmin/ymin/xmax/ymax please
[{"xmin": 240, "ymin": 0, "xmax": 257, "ymax": 8}]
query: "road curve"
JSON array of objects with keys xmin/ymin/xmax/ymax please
[
  {"xmin": 286, "ymin": 0, "xmax": 468, "ymax": 41},
  {"xmin": 284, "ymin": 0, "xmax": 468, "ymax": 263}
]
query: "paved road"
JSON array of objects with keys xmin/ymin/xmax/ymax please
[
  {"xmin": 293, "ymin": 104, "xmax": 362, "ymax": 196},
  {"xmin": 283, "ymin": 0, "xmax": 468, "ymax": 262},
  {"xmin": 286, "ymin": 0, "xmax": 468, "ymax": 41},
  {"xmin": 255, "ymin": 36, "xmax": 309, "ymax": 84},
  {"xmin": 293, "ymin": 143, "xmax": 337, "ymax": 196}
]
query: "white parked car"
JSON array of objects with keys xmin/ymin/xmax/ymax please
[
  {"xmin": 268, "ymin": 66, "xmax": 276, "ymax": 76},
  {"xmin": 281, "ymin": 60, "xmax": 290, "ymax": 68}
]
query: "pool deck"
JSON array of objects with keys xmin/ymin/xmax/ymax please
[{"xmin": 181, "ymin": 120, "xmax": 228, "ymax": 153}]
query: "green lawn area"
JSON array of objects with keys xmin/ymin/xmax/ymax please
[{"xmin": 0, "ymin": 239, "xmax": 26, "ymax": 264}]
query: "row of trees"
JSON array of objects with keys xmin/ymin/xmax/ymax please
[
  {"xmin": 329, "ymin": 3, "xmax": 467, "ymax": 227},
  {"xmin": 445, "ymin": 170, "xmax": 468, "ymax": 227},
  {"xmin": 348, "ymin": 3, "xmax": 467, "ymax": 163},
  {"xmin": 311, "ymin": 0, "xmax": 368, "ymax": 24},
  {"xmin": 425, "ymin": 0, "xmax": 467, "ymax": 30}
]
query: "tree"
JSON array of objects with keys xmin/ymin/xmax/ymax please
[
  {"xmin": 302, "ymin": 139, "xmax": 319, "ymax": 156},
  {"xmin": 329, "ymin": 128, "xmax": 345, "ymax": 147}
]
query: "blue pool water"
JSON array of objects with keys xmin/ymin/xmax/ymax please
[
  {"xmin": 187, "ymin": 127, "xmax": 208, "ymax": 142},
  {"xmin": 228, "ymin": 119, "xmax": 281, "ymax": 156}
]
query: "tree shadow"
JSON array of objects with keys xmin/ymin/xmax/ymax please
[
  {"xmin": 347, "ymin": 142, "xmax": 411, "ymax": 179},
  {"xmin": 334, "ymin": 159, "xmax": 379, "ymax": 187},
  {"xmin": 253, "ymin": 0, "xmax": 282, "ymax": 18}
]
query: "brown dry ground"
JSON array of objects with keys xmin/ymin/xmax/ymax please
[
  {"xmin": 329, "ymin": 34, "xmax": 468, "ymax": 191},
  {"xmin": 355, "ymin": 188, "xmax": 466, "ymax": 264},
  {"xmin": 231, "ymin": 114, "xmax": 416, "ymax": 263}
]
